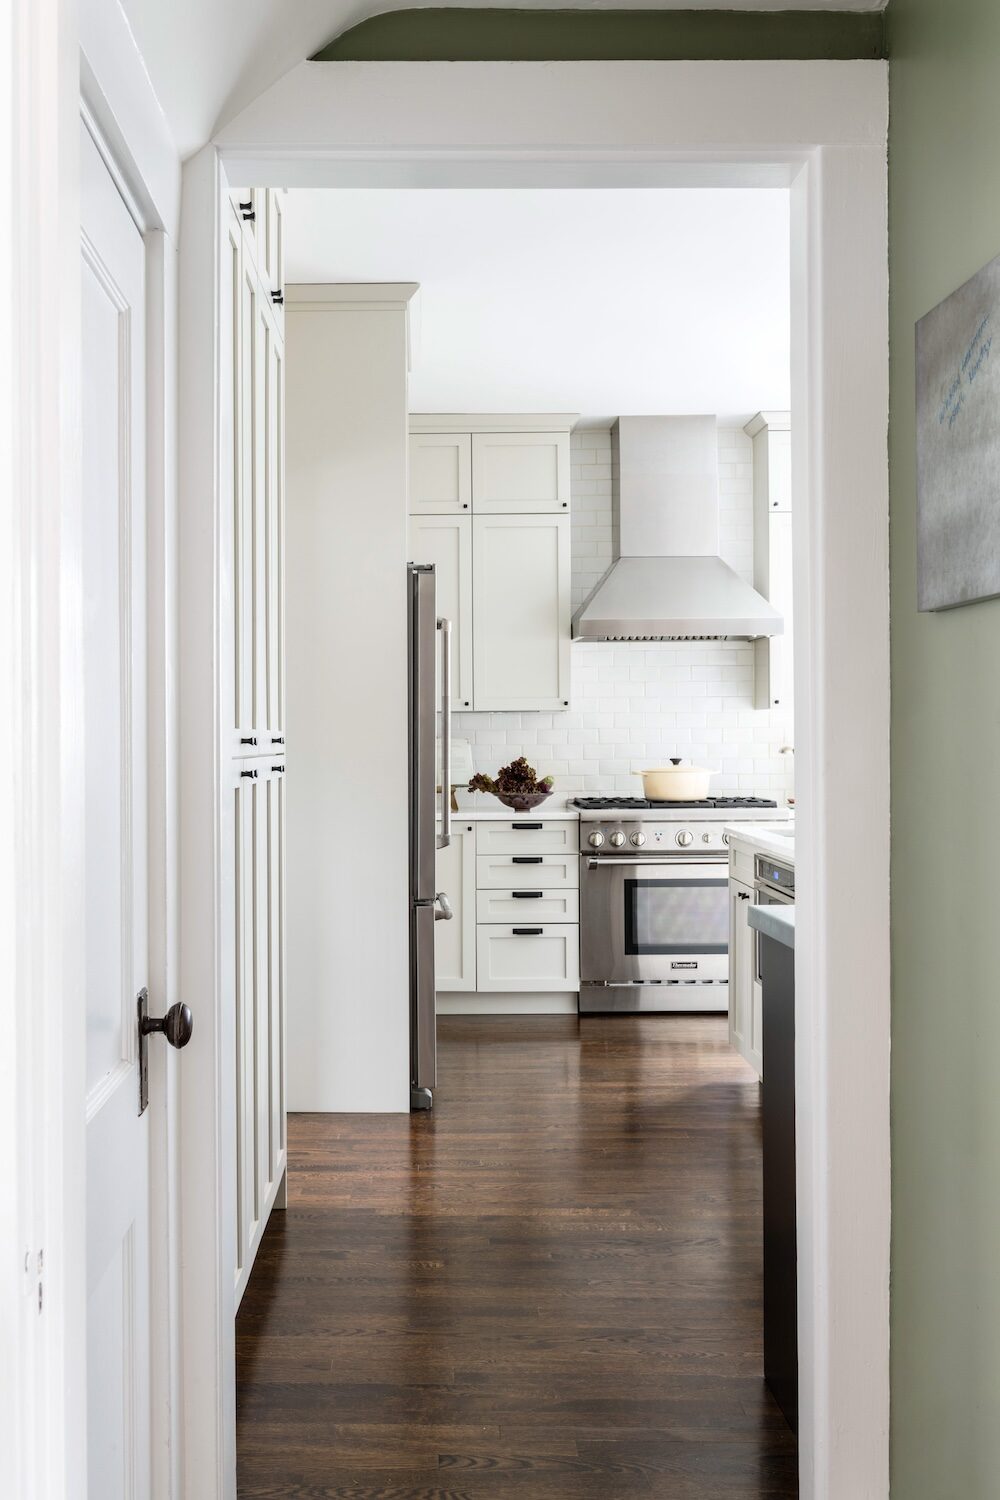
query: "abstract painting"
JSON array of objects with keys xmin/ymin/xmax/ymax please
[{"xmin": 916, "ymin": 251, "xmax": 1000, "ymax": 610}]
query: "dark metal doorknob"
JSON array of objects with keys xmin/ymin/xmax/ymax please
[
  {"xmin": 137, "ymin": 988, "xmax": 193, "ymax": 1114},
  {"xmin": 141, "ymin": 1001, "xmax": 193, "ymax": 1049}
]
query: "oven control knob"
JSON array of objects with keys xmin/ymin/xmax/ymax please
[
  {"xmin": 588, "ymin": 830, "xmax": 605, "ymax": 848},
  {"xmin": 609, "ymin": 830, "xmax": 627, "ymax": 848},
  {"xmin": 676, "ymin": 830, "xmax": 694, "ymax": 847},
  {"xmin": 630, "ymin": 831, "xmax": 646, "ymax": 847}
]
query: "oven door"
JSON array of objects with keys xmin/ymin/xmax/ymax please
[{"xmin": 581, "ymin": 855, "xmax": 730, "ymax": 986}]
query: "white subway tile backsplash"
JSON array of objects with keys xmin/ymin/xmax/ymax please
[{"xmin": 454, "ymin": 423, "xmax": 794, "ymax": 801}]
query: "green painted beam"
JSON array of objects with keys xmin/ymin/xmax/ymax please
[{"xmin": 312, "ymin": 9, "xmax": 886, "ymax": 63}]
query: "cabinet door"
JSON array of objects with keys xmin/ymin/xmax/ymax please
[
  {"xmin": 263, "ymin": 189, "xmax": 284, "ymax": 333},
  {"xmin": 265, "ymin": 322, "xmax": 285, "ymax": 745},
  {"xmin": 476, "ymin": 924, "xmax": 580, "ymax": 992},
  {"xmin": 234, "ymin": 237, "xmax": 257, "ymax": 750},
  {"xmin": 234, "ymin": 769, "xmax": 260, "ymax": 1299},
  {"xmin": 235, "ymin": 763, "xmax": 287, "ymax": 1308},
  {"xmin": 754, "ymin": 510, "xmax": 793, "ymax": 712},
  {"xmin": 472, "ymin": 513, "xmax": 570, "ymax": 711},
  {"xmin": 728, "ymin": 880, "xmax": 757, "ymax": 1075},
  {"xmin": 472, "ymin": 432, "xmax": 569, "ymax": 513},
  {"xmin": 435, "ymin": 823, "xmax": 476, "ymax": 991},
  {"xmin": 408, "ymin": 513, "xmax": 473, "ymax": 710},
  {"xmin": 262, "ymin": 765, "xmax": 287, "ymax": 1208},
  {"xmin": 250, "ymin": 288, "xmax": 273, "ymax": 744},
  {"xmin": 410, "ymin": 432, "xmax": 472, "ymax": 514}
]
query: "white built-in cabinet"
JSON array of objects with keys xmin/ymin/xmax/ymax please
[
  {"xmin": 728, "ymin": 838, "xmax": 766, "ymax": 1080},
  {"xmin": 434, "ymin": 823, "xmax": 477, "ymax": 991},
  {"xmin": 228, "ymin": 187, "xmax": 286, "ymax": 1305},
  {"xmin": 728, "ymin": 877, "xmax": 758, "ymax": 1076},
  {"xmin": 408, "ymin": 514, "xmax": 474, "ymax": 709},
  {"xmin": 409, "ymin": 416, "xmax": 575, "ymax": 712},
  {"xmin": 745, "ymin": 411, "xmax": 793, "ymax": 713},
  {"xmin": 436, "ymin": 820, "xmax": 581, "ymax": 1000}
]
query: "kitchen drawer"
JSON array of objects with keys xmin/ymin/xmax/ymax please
[
  {"xmin": 476, "ymin": 924, "xmax": 580, "ymax": 993},
  {"xmin": 477, "ymin": 889, "xmax": 579, "ymax": 923},
  {"xmin": 475, "ymin": 820, "xmax": 577, "ymax": 856},
  {"xmin": 476, "ymin": 853, "xmax": 578, "ymax": 890}
]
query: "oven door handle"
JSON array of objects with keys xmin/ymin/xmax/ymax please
[{"xmin": 585, "ymin": 857, "xmax": 726, "ymax": 870}]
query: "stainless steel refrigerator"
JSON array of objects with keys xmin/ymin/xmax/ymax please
[{"xmin": 408, "ymin": 563, "xmax": 452, "ymax": 1110}]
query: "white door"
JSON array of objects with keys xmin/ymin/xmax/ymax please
[{"xmin": 81, "ymin": 122, "xmax": 153, "ymax": 1500}]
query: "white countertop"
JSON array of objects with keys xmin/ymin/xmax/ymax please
[
  {"xmin": 723, "ymin": 821, "xmax": 796, "ymax": 863},
  {"xmin": 441, "ymin": 796, "xmax": 580, "ymax": 822}
]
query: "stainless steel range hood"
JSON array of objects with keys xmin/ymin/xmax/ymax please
[{"xmin": 572, "ymin": 416, "xmax": 783, "ymax": 642}]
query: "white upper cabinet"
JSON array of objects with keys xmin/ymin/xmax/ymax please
[
  {"xmin": 745, "ymin": 411, "xmax": 793, "ymax": 713},
  {"xmin": 472, "ymin": 431, "xmax": 569, "ymax": 513},
  {"xmin": 408, "ymin": 513, "xmax": 474, "ymax": 710},
  {"xmin": 473, "ymin": 512, "xmax": 571, "ymax": 712},
  {"xmin": 409, "ymin": 432, "xmax": 472, "ymax": 514},
  {"xmin": 409, "ymin": 416, "xmax": 575, "ymax": 712}
]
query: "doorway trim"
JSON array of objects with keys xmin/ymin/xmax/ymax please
[{"xmin": 180, "ymin": 57, "xmax": 890, "ymax": 1500}]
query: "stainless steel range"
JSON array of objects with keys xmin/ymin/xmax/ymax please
[{"xmin": 574, "ymin": 796, "xmax": 790, "ymax": 1013}]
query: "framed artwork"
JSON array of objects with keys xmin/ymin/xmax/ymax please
[{"xmin": 916, "ymin": 251, "xmax": 1000, "ymax": 610}]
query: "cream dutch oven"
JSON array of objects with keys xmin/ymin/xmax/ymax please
[{"xmin": 635, "ymin": 759, "xmax": 713, "ymax": 802}]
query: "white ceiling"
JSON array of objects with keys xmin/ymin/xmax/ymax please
[
  {"xmin": 117, "ymin": 0, "xmax": 887, "ymax": 158},
  {"xmin": 284, "ymin": 187, "xmax": 791, "ymax": 422}
]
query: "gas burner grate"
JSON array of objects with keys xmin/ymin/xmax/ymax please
[{"xmin": 572, "ymin": 797, "xmax": 651, "ymax": 810}]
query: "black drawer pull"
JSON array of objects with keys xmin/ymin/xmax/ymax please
[
  {"xmin": 512, "ymin": 822, "xmax": 543, "ymax": 830},
  {"xmin": 240, "ymin": 735, "xmax": 257, "ymax": 745},
  {"xmin": 512, "ymin": 890, "xmax": 543, "ymax": 899},
  {"xmin": 512, "ymin": 856, "xmax": 543, "ymax": 865},
  {"xmin": 512, "ymin": 928, "xmax": 543, "ymax": 937},
  {"xmin": 240, "ymin": 769, "xmax": 257, "ymax": 780}
]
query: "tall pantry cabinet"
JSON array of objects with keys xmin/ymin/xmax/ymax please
[{"xmin": 227, "ymin": 188, "xmax": 287, "ymax": 1306}]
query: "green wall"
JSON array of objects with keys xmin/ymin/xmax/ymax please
[
  {"xmin": 313, "ymin": 9, "xmax": 884, "ymax": 61},
  {"xmin": 887, "ymin": 0, "xmax": 1000, "ymax": 1494}
]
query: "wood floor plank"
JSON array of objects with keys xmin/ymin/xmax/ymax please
[{"xmin": 237, "ymin": 1014, "xmax": 797, "ymax": 1497}]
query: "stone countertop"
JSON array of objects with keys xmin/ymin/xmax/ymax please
[
  {"xmin": 439, "ymin": 797, "xmax": 580, "ymax": 822},
  {"xmin": 724, "ymin": 821, "xmax": 795, "ymax": 863},
  {"xmin": 748, "ymin": 903, "xmax": 796, "ymax": 949}
]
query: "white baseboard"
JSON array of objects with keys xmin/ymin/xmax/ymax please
[{"xmin": 436, "ymin": 991, "xmax": 579, "ymax": 1015}]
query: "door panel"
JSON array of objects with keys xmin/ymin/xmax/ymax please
[
  {"xmin": 471, "ymin": 431, "xmax": 569, "ymax": 513},
  {"xmin": 434, "ymin": 824, "xmax": 476, "ymax": 991},
  {"xmin": 472, "ymin": 513, "xmax": 570, "ymax": 710},
  {"xmin": 265, "ymin": 324, "xmax": 284, "ymax": 741},
  {"xmin": 409, "ymin": 432, "xmax": 472, "ymax": 514},
  {"xmin": 81, "ymin": 119, "xmax": 151, "ymax": 1500},
  {"xmin": 408, "ymin": 513, "xmax": 473, "ymax": 709}
]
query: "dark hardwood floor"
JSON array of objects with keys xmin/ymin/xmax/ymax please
[{"xmin": 236, "ymin": 1014, "xmax": 797, "ymax": 1498}]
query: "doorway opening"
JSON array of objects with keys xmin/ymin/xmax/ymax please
[{"xmin": 235, "ymin": 181, "xmax": 798, "ymax": 1494}]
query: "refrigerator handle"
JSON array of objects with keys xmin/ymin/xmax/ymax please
[{"xmin": 437, "ymin": 617, "xmax": 452, "ymax": 849}]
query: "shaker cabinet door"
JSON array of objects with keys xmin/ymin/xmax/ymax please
[
  {"xmin": 471, "ymin": 431, "xmax": 569, "ymax": 513},
  {"xmin": 472, "ymin": 513, "xmax": 570, "ymax": 711},
  {"xmin": 435, "ymin": 824, "xmax": 477, "ymax": 992},
  {"xmin": 408, "ymin": 513, "xmax": 474, "ymax": 710},
  {"xmin": 410, "ymin": 432, "xmax": 472, "ymax": 514}
]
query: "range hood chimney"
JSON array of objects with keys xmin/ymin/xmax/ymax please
[{"xmin": 572, "ymin": 415, "xmax": 783, "ymax": 642}]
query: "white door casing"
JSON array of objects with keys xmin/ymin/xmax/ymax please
[
  {"xmin": 81, "ymin": 118, "xmax": 151, "ymax": 1500},
  {"xmin": 169, "ymin": 57, "xmax": 890, "ymax": 1500}
]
